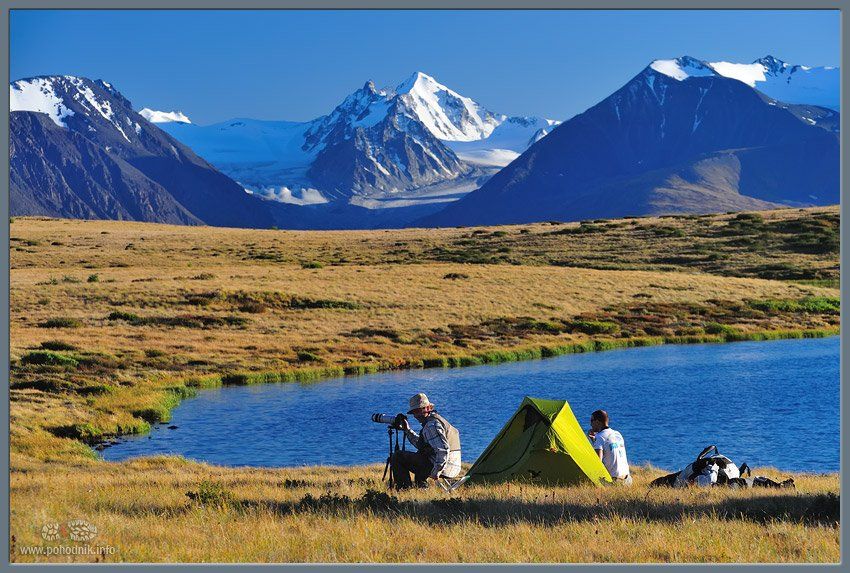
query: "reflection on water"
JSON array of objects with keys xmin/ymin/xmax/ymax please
[{"xmin": 102, "ymin": 337, "xmax": 839, "ymax": 472}]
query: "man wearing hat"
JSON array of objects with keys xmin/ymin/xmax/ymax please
[{"xmin": 392, "ymin": 393, "xmax": 462, "ymax": 489}]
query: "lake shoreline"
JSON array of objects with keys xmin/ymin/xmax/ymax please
[{"xmin": 91, "ymin": 327, "xmax": 839, "ymax": 458}]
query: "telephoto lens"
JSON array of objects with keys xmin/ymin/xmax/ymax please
[{"xmin": 371, "ymin": 413, "xmax": 397, "ymax": 425}]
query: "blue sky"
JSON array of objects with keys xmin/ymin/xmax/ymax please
[{"xmin": 11, "ymin": 10, "xmax": 840, "ymax": 125}]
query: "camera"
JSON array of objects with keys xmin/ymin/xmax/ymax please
[{"xmin": 371, "ymin": 413, "xmax": 407, "ymax": 429}]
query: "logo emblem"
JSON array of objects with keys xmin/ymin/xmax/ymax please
[
  {"xmin": 40, "ymin": 522, "xmax": 61, "ymax": 541},
  {"xmin": 66, "ymin": 519, "xmax": 98, "ymax": 542}
]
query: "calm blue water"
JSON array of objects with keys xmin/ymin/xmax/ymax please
[{"xmin": 102, "ymin": 337, "xmax": 840, "ymax": 472}]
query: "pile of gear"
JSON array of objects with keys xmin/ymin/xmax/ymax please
[{"xmin": 649, "ymin": 445, "xmax": 795, "ymax": 489}]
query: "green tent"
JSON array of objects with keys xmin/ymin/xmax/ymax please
[{"xmin": 466, "ymin": 396, "xmax": 612, "ymax": 486}]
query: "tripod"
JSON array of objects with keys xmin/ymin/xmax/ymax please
[{"xmin": 381, "ymin": 424, "xmax": 407, "ymax": 489}]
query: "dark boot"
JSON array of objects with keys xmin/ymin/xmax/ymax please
[
  {"xmin": 390, "ymin": 451, "xmax": 413, "ymax": 490},
  {"xmin": 390, "ymin": 450, "xmax": 433, "ymax": 491}
]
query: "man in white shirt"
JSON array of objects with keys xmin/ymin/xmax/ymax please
[
  {"xmin": 394, "ymin": 393, "xmax": 462, "ymax": 489},
  {"xmin": 588, "ymin": 409, "xmax": 632, "ymax": 485}
]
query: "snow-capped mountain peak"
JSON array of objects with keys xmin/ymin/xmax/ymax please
[
  {"xmin": 754, "ymin": 55, "xmax": 789, "ymax": 75},
  {"xmin": 10, "ymin": 76, "xmax": 76, "ymax": 128},
  {"xmin": 10, "ymin": 75, "xmax": 143, "ymax": 142},
  {"xmin": 392, "ymin": 71, "xmax": 502, "ymax": 142},
  {"xmin": 158, "ymin": 71, "xmax": 563, "ymax": 200},
  {"xmin": 301, "ymin": 79, "xmax": 392, "ymax": 151},
  {"xmin": 648, "ymin": 56, "xmax": 716, "ymax": 81},
  {"xmin": 393, "ymin": 71, "xmax": 437, "ymax": 93},
  {"xmin": 139, "ymin": 108, "xmax": 192, "ymax": 124}
]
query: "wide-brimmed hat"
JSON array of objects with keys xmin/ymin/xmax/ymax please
[{"xmin": 407, "ymin": 392, "xmax": 434, "ymax": 414}]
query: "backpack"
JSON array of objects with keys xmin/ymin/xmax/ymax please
[
  {"xmin": 650, "ymin": 445, "xmax": 744, "ymax": 488},
  {"xmin": 649, "ymin": 446, "xmax": 797, "ymax": 490}
]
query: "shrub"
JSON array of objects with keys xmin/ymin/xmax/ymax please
[
  {"xmin": 190, "ymin": 273, "xmax": 216, "ymax": 280},
  {"xmin": 301, "ymin": 261, "xmax": 324, "ymax": 269},
  {"xmin": 107, "ymin": 311, "xmax": 142, "ymax": 323},
  {"xmin": 131, "ymin": 408, "xmax": 165, "ymax": 424},
  {"xmin": 350, "ymin": 327, "xmax": 401, "ymax": 340},
  {"xmin": 651, "ymin": 226, "xmax": 686, "ymax": 238},
  {"xmin": 238, "ymin": 302, "xmax": 267, "ymax": 313},
  {"xmin": 733, "ymin": 212, "xmax": 765, "ymax": 225},
  {"xmin": 39, "ymin": 317, "xmax": 82, "ymax": 329},
  {"xmin": 87, "ymin": 274, "xmax": 100, "ymax": 283},
  {"xmin": 52, "ymin": 423, "xmax": 105, "ymax": 442},
  {"xmin": 20, "ymin": 350, "xmax": 79, "ymax": 367},
  {"xmin": 296, "ymin": 492, "xmax": 352, "ymax": 513},
  {"xmin": 568, "ymin": 319, "xmax": 620, "ymax": 335},
  {"xmin": 40, "ymin": 340, "xmax": 78, "ymax": 351},
  {"xmin": 296, "ymin": 351, "xmax": 322, "ymax": 363},
  {"xmin": 290, "ymin": 297, "xmax": 361, "ymax": 310},
  {"xmin": 443, "ymin": 273, "xmax": 469, "ymax": 280},
  {"xmin": 423, "ymin": 357, "xmax": 449, "ymax": 368},
  {"xmin": 704, "ymin": 322, "xmax": 739, "ymax": 336},
  {"xmin": 186, "ymin": 481, "xmax": 233, "ymax": 507},
  {"xmin": 221, "ymin": 373, "xmax": 250, "ymax": 385},
  {"xmin": 749, "ymin": 297, "xmax": 840, "ymax": 315}
]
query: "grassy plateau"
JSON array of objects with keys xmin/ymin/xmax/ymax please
[{"xmin": 8, "ymin": 205, "xmax": 840, "ymax": 563}]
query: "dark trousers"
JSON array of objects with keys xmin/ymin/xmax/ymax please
[{"xmin": 390, "ymin": 450, "xmax": 433, "ymax": 489}]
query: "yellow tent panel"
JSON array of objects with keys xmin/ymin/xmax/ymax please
[{"xmin": 466, "ymin": 396, "xmax": 612, "ymax": 486}]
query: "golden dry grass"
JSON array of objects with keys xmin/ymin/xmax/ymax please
[
  {"xmin": 8, "ymin": 206, "xmax": 841, "ymax": 563},
  {"xmin": 9, "ymin": 459, "xmax": 839, "ymax": 563}
]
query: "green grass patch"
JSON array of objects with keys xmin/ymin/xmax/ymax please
[
  {"xmin": 39, "ymin": 340, "xmax": 78, "ymax": 351},
  {"xmin": 107, "ymin": 311, "xmax": 251, "ymax": 329},
  {"xmin": 748, "ymin": 296, "xmax": 840, "ymax": 314},
  {"xmin": 226, "ymin": 291, "xmax": 360, "ymax": 311},
  {"xmin": 296, "ymin": 351, "xmax": 322, "ymax": 363},
  {"xmin": 349, "ymin": 327, "xmax": 402, "ymax": 341},
  {"xmin": 186, "ymin": 480, "xmax": 233, "ymax": 508},
  {"xmin": 20, "ymin": 350, "xmax": 79, "ymax": 367},
  {"xmin": 568, "ymin": 319, "xmax": 620, "ymax": 335},
  {"xmin": 788, "ymin": 279, "xmax": 840, "ymax": 289},
  {"xmin": 39, "ymin": 317, "xmax": 83, "ymax": 329},
  {"xmin": 107, "ymin": 310, "xmax": 143, "ymax": 323},
  {"xmin": 705, "ymin": 322, "xmax": 740, "ymax": 336}
]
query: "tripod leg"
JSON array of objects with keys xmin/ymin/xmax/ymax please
[{"xmin": 385, "ymin": 427, "xmax": 394, "ymax": 489}]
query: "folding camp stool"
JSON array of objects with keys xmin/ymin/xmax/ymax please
[{"xmin": 437, "ymin": 474, "xmax": 470, "ymax": 493}]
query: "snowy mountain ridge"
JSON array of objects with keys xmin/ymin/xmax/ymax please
[
  {"xmin": 649, "ymin": 55, "xmax": 839, "ymax": 109},
  {"xmin": 139, "ymin": 108, "xmax": 192, "ymax": 123},
  {"xmin": 11, "ymin": 75, "xmax": 148, "ymax": 144},
  {"xmin": 10, "ymin": 74, "xmax": 278, "ymax": 228},
  {"xmin": 153, "ymin": 71, "xmax": 560, "ymax": 205}
]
